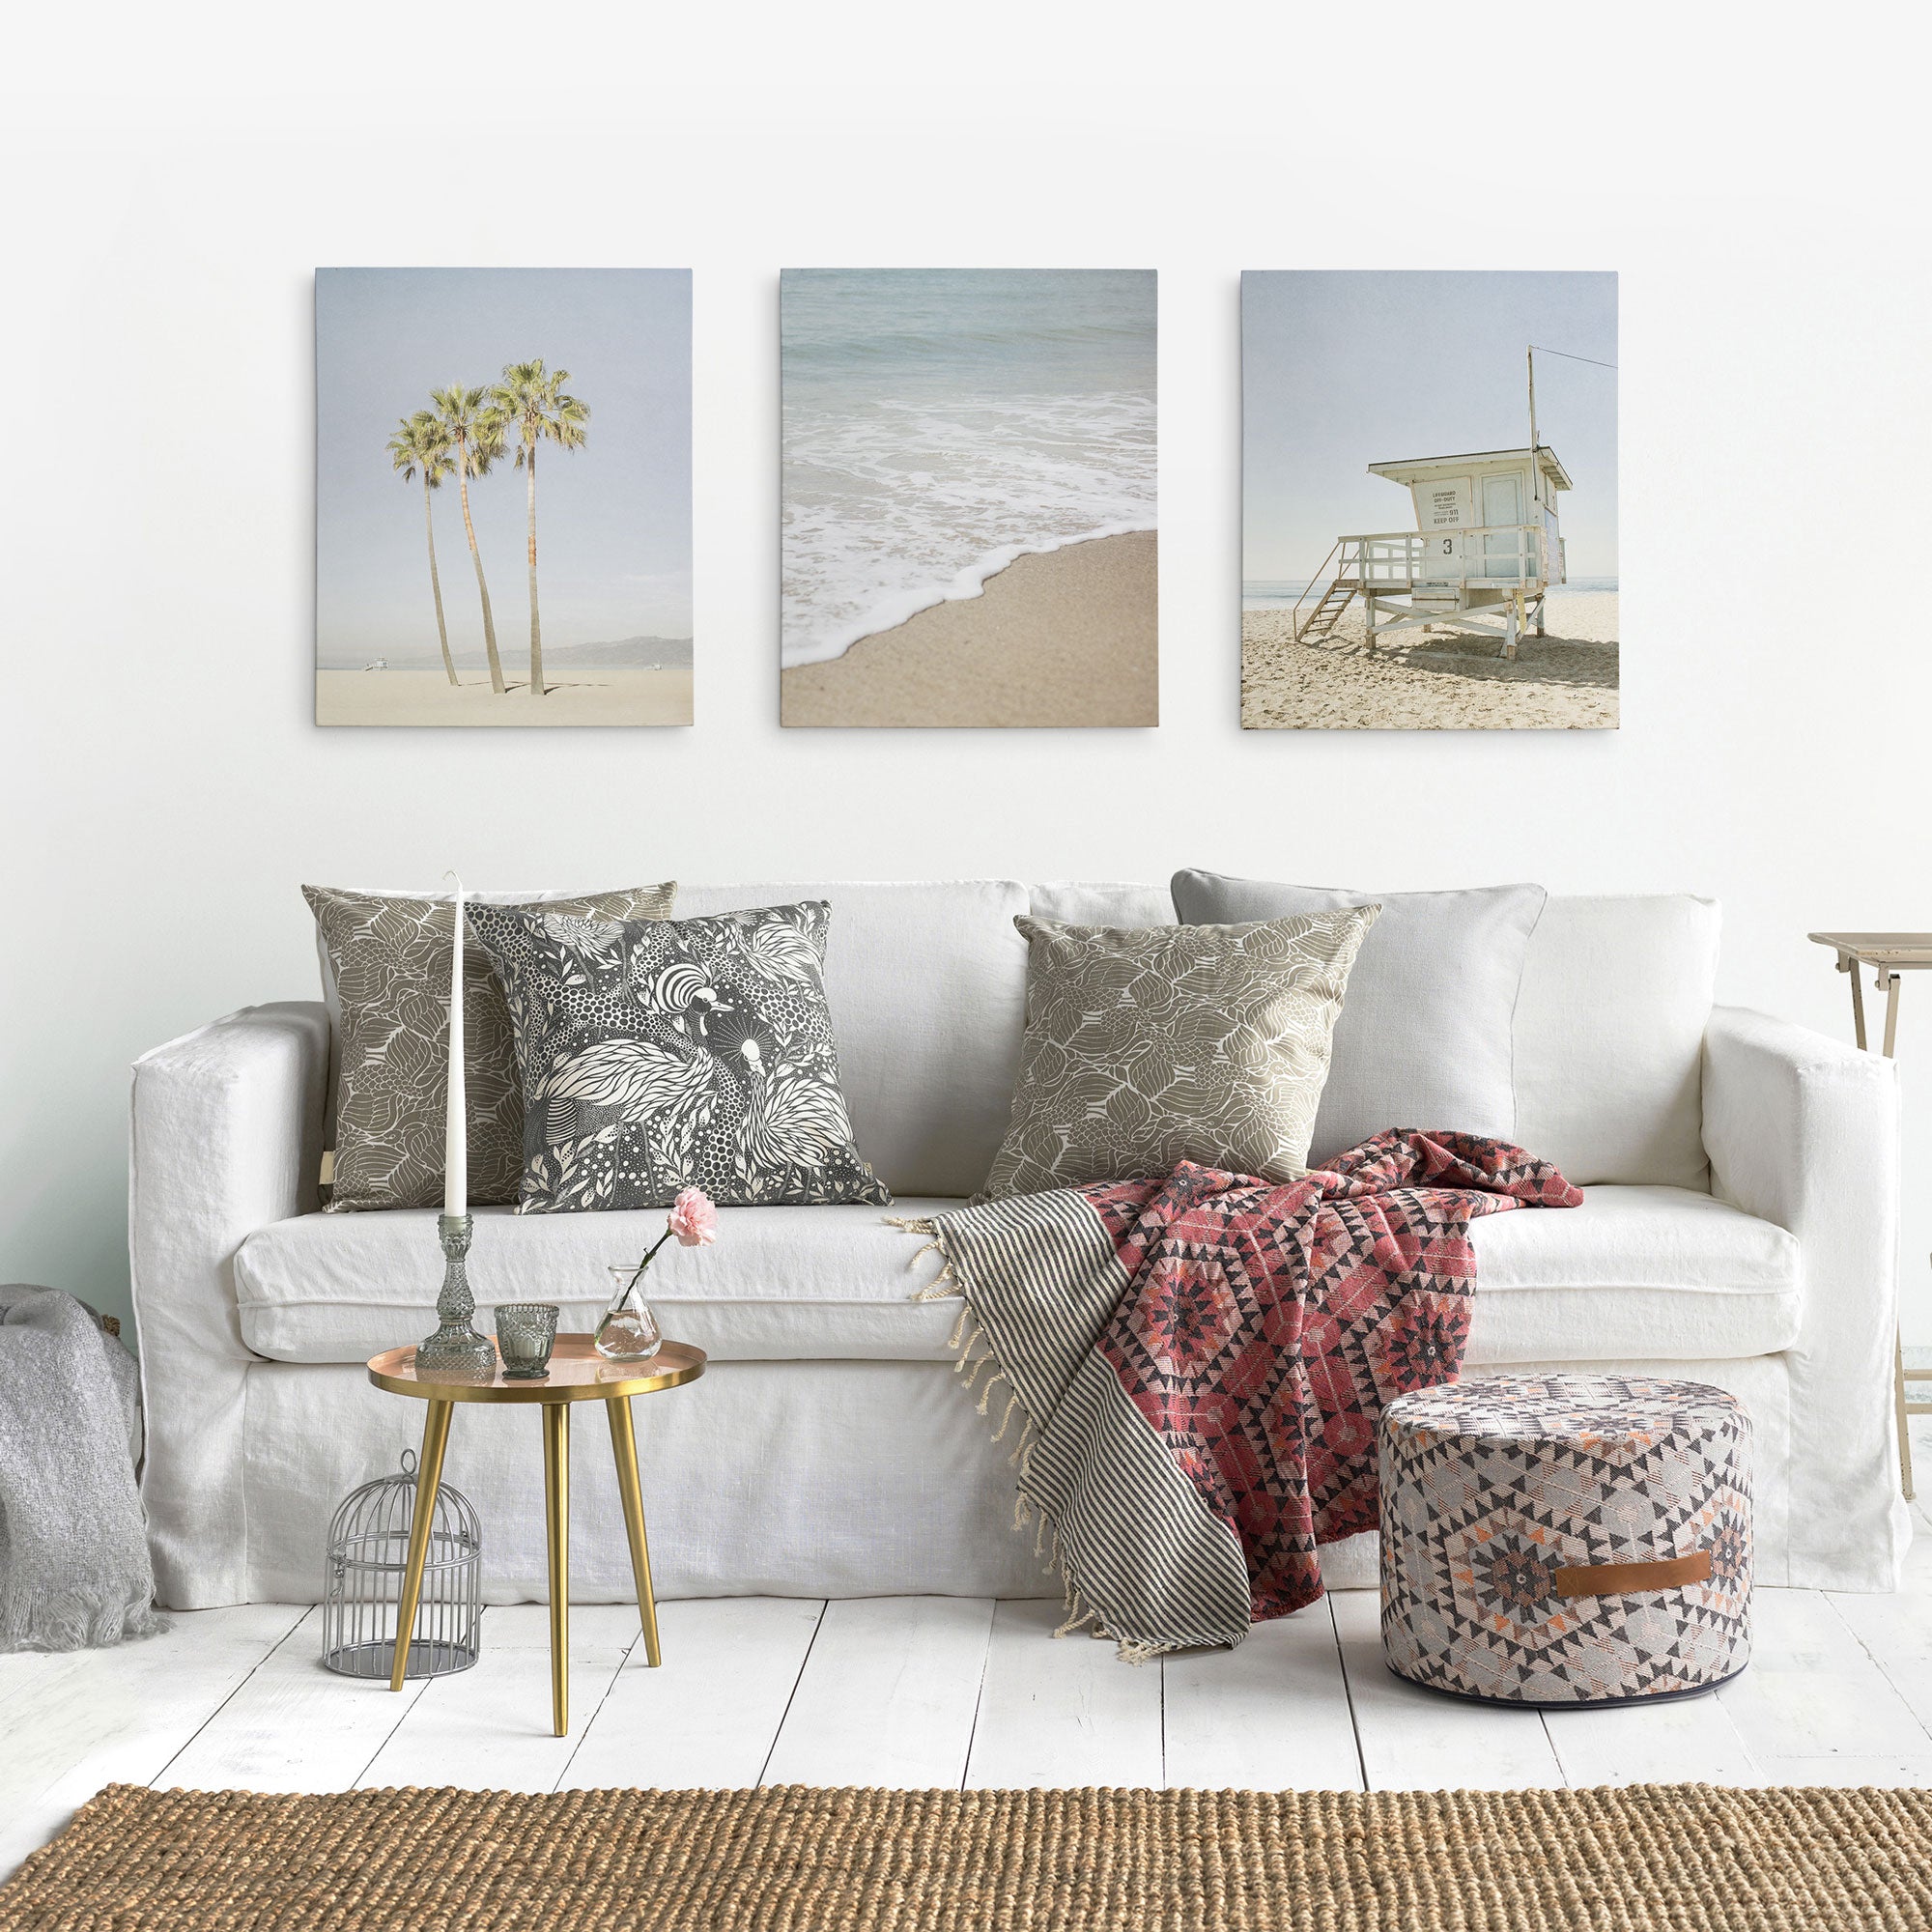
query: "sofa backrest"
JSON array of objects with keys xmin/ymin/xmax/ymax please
[
  {"xmin": 1512, "ymin": 895, "xmax": 1719, "ymax": 1191},
  {"xmin": 677, "ymin": 881, "xmax": 1033, "ymax": 1198},
  {"xmin": 309, "ymin": 880, "xmax": 1720, "ymax": 1201}
]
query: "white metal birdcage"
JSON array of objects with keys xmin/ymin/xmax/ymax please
[{"xmin": 321, "ymin": 1448, "xmax": 481, "ymax": 1680}]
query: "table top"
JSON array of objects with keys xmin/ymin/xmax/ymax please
[
  {"xmin": 367, "ymin": 1334, "xmax": 706, "ymax": 1405},
  {"xmin": 1809, "ymin": 932, "xmax": 1932, "ymax": 967}
]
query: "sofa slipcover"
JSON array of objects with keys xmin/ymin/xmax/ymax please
[{"xmin": 129, "ymin": 884, "xmax": 1909, "ymax": 1609}]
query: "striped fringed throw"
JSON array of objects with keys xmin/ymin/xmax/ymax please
[{"xmin": 896, "ymin": 1131, "xmax": 1581, "ymax": 1659}]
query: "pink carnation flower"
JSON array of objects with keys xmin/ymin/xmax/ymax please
[{"xmin": 667, "ymin": 1187, "xmax": 718, "ymax": 1248}]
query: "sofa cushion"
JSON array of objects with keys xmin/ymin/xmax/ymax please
[
  {"xmin": 1513, "ymin": 895, "xmax": 1719, "ymax": 1188},
  {"xmin": 983, "ymin": 907, "xmax": 1378, "ymax": 1199},
  {"xmin": 237, "ymin": 1200, "xmax": 967, "ymax": 1365},
  {"xmin": 235, "ymin": 1183, "xmax": 1799, "ymax": 1371},
  {"xmin": 466, "ymin": 898, "xmax": 890, "ymax": 1211},
  {"xmin": 1463, "ymin": 1184, "xmax": 1799, "ymax": 1363},
  {"xmin": 675, "ymin": 882, "xmax": 1029, "ymax": 1199},
  {"xmin": 1171, "ymin": 872, "xmax": 1547, "ymax": 1166},
  {"xmin": 305, "ymin": 881, "xmax": 678, "ymax": 1212}
]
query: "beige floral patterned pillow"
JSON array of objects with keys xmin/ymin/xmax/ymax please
[
  {"xmin": 304, "ymin": 883, "xmax": 677, "ymax": 1211},
  {"xmin": 980, "ymin": 906, "xmax": 1379, "ymax": 1201}
]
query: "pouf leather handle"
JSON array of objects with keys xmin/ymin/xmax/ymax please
[{"xmin": 1553, "ymin": 1550, "xmax": 1712, "ymax": 1597}]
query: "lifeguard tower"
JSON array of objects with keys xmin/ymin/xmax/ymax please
[{"xmin": 1293, "ymin": 443, "xmax": 1572, "ymax": 660}]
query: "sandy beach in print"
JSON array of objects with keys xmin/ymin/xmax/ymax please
[
  {"xmin": 317, "ymin": 667, "xmax": 692, "ymax": 727},
  {"xmin": 1240, "ymin": 588, "xmax": 1618, "ymax": 730},
  {"xmin": 781, "ymin": 268, "xmax": 1156, "ymax": 726},
  {"xmin": 781, "ymin": 530, "xmax": 1155, "ymax": 727}
]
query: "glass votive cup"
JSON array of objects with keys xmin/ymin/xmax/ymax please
[{"xmin": 494, "ymin": 1303, "xmax": 559, "ymax": 1379}]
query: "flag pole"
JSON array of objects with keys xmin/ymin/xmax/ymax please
[{"xmin": 1527, "ymin": 344, "xmax": 1539, "ymax": 508}]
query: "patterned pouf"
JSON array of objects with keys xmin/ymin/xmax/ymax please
[{"xmin": 1379, "ymin": 1375, "xmax": 1751, "ymax": 1707}]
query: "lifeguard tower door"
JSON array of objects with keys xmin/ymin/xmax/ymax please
[{"xmin": 1480, "ymin": 471, "xmax": 1523, "ymax": 579}]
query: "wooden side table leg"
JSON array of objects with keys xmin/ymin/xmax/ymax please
[
  {"xmin": 542, "ymin": 1403, "xmax": 570, "ymax": 1736},
  {"xmin": 1874, "ymin": 969, "xmax": 1915, "ymax": 1501},
  {"xmin": 606, "ymin": 1394, "xmax": 663, "ymax": 1668},
  {"xmin": 390, "ymin": 1399, "xmax": 453, "ymax": 1693},
  {"xmin": 1898, "ymin": 1332, "xmax": 1918, "ymax": 1505}
]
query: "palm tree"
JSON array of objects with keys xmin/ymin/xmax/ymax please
[
  {"xmin": 386, "ymin": 412, "xmax": 459, "ymax": 685},
  {"xmin": 491, "ymin": 359, "xmax": 590, "ymax": 697},
  {"xmin": 428, "ymin": 384, "xmax": 508, "ymax": 695}
]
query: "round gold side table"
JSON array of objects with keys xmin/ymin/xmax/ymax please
[{"xmin": 367, "ymin": 1334, "xmax": 706, "ymax": 1736}]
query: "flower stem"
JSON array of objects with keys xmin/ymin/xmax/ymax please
[{"xmin": 623, "ymin": 1224, "xmax": 676, "ymax": 1296}]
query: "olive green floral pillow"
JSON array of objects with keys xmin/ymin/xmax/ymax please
[
  {"xmin": 980, "ymin": 906, "xmax": 1378, "ymax": 1201},
  {"xmin": 304, "ymin": 883, "xmax": 677, "ymax": 1211}
]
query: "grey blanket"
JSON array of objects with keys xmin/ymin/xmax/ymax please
[{"xmin": 0, "ymin": 1284, "xmax": 165, "ymax": 1650}]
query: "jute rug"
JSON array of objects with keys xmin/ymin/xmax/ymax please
[{"xmin": 3, "ymin": 1781, "xmax": 1927, "ymax": 1930}]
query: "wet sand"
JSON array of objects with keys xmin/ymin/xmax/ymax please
[{"xmin": 781, "ymin": 530, "xmax": 1157, "ymax": 728}]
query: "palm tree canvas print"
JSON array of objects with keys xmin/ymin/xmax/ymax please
[{"xmin": 316, "ymin": 268, "xmax": 692, "ymax": 726}]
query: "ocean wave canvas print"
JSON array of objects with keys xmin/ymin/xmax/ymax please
[
  {"xmin": 316, "ymin": 268, "xmax": 692, "ymax": 727},
  {"xmin": 1242, "ymin": 270, "xmax": 1617, "ymax": 730},
  {"xmin": 780, "ymin": 268, "xmax": 1157, "ymax": 727}
]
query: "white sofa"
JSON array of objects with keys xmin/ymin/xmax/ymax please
[{"xmin": 129, "ymin": 882, "xmax": 1912, "ymax": 1610}]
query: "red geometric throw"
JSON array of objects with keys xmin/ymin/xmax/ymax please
[{"xmin": 905, "ymin": 1131, "xmax": 1582, "ymax": 1654}]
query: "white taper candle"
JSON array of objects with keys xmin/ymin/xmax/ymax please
[{"xmin": 443, "ymin": 870, "xmax": 467, "ymax": 1217}]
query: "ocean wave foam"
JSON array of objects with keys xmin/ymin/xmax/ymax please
[{"xmin": 781, "ymin": 389, "xmax": 1156, "ymax": 668}]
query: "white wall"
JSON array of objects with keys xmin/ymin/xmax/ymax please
[{"xmin": 5, "ymin": 6, "xmax": 1931, "ymax": 1339}]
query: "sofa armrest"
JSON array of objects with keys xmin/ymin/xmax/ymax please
[
  {"xmin": 130, "ymin": 1002, "xmax": 329, "ymax": 1605},
  {"xmin": 1703, "ymin": 1004, "xmax": 1909, "ymax": 1588}
]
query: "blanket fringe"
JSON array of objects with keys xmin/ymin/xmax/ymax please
[{"xmin": 889, "ymin": 1215, "xmax": 964, "ymax": 1301}]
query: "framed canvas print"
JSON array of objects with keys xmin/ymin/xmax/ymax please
[
  {"xmin": 780, "ymin": 268, "xmax": 1157, "ymax": 727},
  {"xmin": 1241, "ymin": 270, "xmax": 1617, "ymax": 730},
  {"xmin": 316, "ymin": 268, "xmax": 692, "ymax": 726}
]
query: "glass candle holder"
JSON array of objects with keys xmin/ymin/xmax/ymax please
[{"xmin": 494, "ymin": 1303, "xmax": 559, "ymax": 1379}]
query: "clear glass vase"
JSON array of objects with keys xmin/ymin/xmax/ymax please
[{"xmin": 597, "ymin": 1265, "xmax": 664, "ymax": 1362}]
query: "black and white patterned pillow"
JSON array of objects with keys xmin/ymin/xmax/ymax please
[{"xmin": 466, "ymin": 899, "xmax": 890, "ymax": 1212}]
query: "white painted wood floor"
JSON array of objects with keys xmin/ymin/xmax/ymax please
[{"xmin": 6, "ymin": 1435, "xmax": 1930, "ymax": 1885}]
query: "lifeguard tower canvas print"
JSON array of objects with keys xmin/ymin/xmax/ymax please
[
  {"xmin": 1241, "ymin": 270, "xmax": 1617, "ymax": 730},
  {"xmin": 315, "ymin": 268, "xmax": 693, "ymax": 727}
]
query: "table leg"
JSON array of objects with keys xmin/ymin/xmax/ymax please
[
  {"xmin": 1897, "ymin": 1334, "xmax": 1918, "ymax": 1504},
  {"xmin": 1843, "ymin": 952, "xmax": 1868, "ymax": 1051},
  {"xmin": 606, "ymin": 1394, "xmax": 663, "ymax": 1667},
  {"xmin": 542, "ymin": 1403, "xmax": 570, "ymax": 1736},
  {"xmin": 1870, "ymin": 967, "xmax": 1916, "ymax": 1501},
  {"xmin": 390, "ymin": 1399, "xmax": 453, "ymax": 1692}
]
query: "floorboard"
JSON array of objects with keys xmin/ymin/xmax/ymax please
[
  {"xmin": 161, "ymin": 1606, "xmax": 438, "ymax": 1793},
  {"xmin": 8, "ymin": 1572, "xmax": 1932, "ymax": 1888},
  {"xmin": 761, "ymin": 1596, "xmax": 995, "ymax": 1790},
  {"xmin": 561, "ymin": 1597, "xmax": 825, "ymax": 1791},
  {"xmin": 360, "ymin": 1606, "xmax": 639, "ymax": 1793},
  {"xmin": 1540, "ymin": 1690, "xmax": 1764, "ymax": 1788},
  {"xmin": 1717, "ymin": 1589, "xmax": 1932, "ymax": 1764},
  {"xmin": 0, "ymin": 1605, "xmax": 305, "ymax": 1878},
  {"xmin": 1331, "ymin": 1590, "xmax": 1568, "ymax": 1791},
  {"xmin": 1161, "ymin": 1599, "xmax": 1363, "ymax": 1791},
  {"xmin": 963, "ymin": 1600, "xmax": 1163, "ymax": 1790}
]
